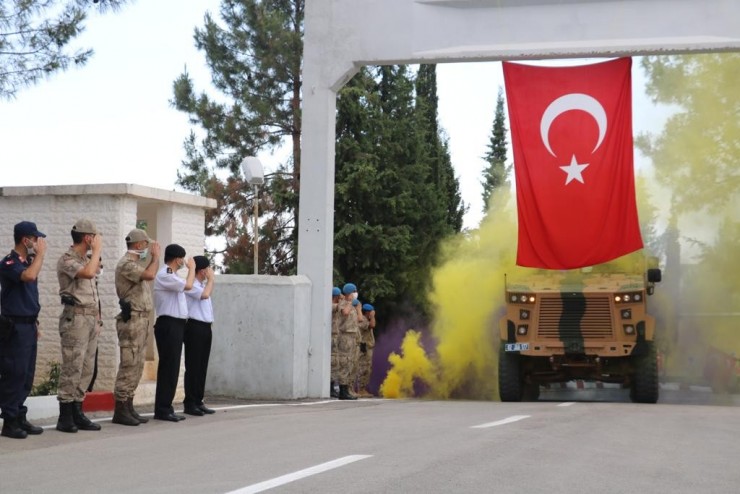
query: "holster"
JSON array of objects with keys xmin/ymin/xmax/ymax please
[
  {"xmin": 0, "ymin": 315, "xmax": 16, "ymax": 343},
  {"xmin": 119, "ymin": 299, "xmax": 132, "ymax": 322}
]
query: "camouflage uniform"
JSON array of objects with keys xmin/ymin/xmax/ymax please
[
  {"xmin": 113, "ymin": 254, "xmax": 153, "ymax": 402},
  {"xmin": 357, "ymin": 315, "xmax": 376, "ymax": 392},
  {"xmin": 56, "ymin": 249, "xmax": 99, "ymax": 403},
  {"xmin": 335, "ymin": 298, "xmax": 360, "ymax": 386},
  {"xmin": 330, "ymin": 301, "xmax": 341, "ymax": 384}
]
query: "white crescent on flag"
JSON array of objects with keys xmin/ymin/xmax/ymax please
[{"xmin": 540, "ymin": 93, "xmax": 607, "ymax": 157}]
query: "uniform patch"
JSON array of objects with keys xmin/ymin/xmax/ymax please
[{"xmin": 166, "ymin": 268, "xmax": 173, "ymax": 274}]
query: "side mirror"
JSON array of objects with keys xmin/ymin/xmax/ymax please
[{"xmin": 647, "ymin": 268, "xmax": 662, "ymax": 283}]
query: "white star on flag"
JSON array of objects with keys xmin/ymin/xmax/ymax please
[{"xmin": 560, "ymin": 155, "xmax": 589, "ymax": 185}]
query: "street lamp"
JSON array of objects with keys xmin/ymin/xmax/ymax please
[{"xmin": 240, "ymin": 157, "xmax": 264, "ymax": 274}]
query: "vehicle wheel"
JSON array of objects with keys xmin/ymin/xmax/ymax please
[
  {"xmin": 630, "ymin": 341, "xmax": 659, "ymax": 403},
  {"xmin": 499, "ymin": 345, "xmax": 523, "ymax": 402}
]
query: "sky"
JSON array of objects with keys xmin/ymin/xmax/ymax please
[{"xmin": 0, "ymin": 0, "xmax": 664, "ymax": 231}]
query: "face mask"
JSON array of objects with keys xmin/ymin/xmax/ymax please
[
  {"xmin": 128, "ymin": 248, "xmax": 148, "ymax": 260},
  {"xmin": 98, "ymin": 269, "xmax": 104, "ymax": 277},
  {"xmin": 178, "ymin": 259, "xmax": 185, "ymax": 270},
  {"xmin": 352, "ymin": 292, "xmax": 359, "ymax": 300},
  {"xmin": 24, "ymin": 239, "xmax": 36, "ymax": 256}
]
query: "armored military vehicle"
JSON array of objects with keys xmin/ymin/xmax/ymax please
[{"xmin": 498, "ymin": 253, "xmax": 662, "ymax": 403}]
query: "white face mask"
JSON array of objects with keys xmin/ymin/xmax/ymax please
[
  {"xmin": 128, "ymin": 248, "xmax": 148, "ymax": 260},
  {"xmin": 24, "ymin": 239, "xmax": 36, "ymax": 256},
  {"xmin": 97, "ymin": 269, "xmax": 104, "ymax": 278},
  {"xmin": 352, "ymin": 292, "xmax": 359, "ymax": 300}
]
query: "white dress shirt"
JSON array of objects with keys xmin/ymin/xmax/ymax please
[
  {"xmin": 185, "ymin": 278, "xmax": 214, "ymax": 323},
  {"xmin": 153, "ymin": 266, "xmax": 188, "ymax": 319}
]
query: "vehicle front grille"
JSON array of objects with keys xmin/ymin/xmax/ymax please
[{"xmin": 536, "ymin": 296, "xmax": 614, "ymax": 339}]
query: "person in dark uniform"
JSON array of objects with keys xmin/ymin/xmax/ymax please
[
  {"xmin": 152, "ymin": 244, "xmax": 195, "ymax": 422},
  {"xmin": 183, "ymin": 255, "xmax": 216, "ymax": 416},
  {"xmin": 0, "ymin": 221, "xmax": 48, "ymax": 439}
]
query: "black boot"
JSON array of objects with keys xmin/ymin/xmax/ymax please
[
  {"xmin": 1, "ymin": 416, "xmax": 28, "ymax": 439},
  {"xmin": 330, "ymin": 381, "xmax": 339, "ymax": 398},
  {"xmin": 338, "ymin": 385, "xmax": 357, "ymax": 400},
  {"xmin": 72, "ymin": 401, "xmax": 101, "ymax": 431},
  {"xmin": 127, "ymin": 398, "xmax": 148, "ymax": 424},
  {"xmin": 18, "ymin": 407, "xmax": 43, "ymax": 435},
  {"xmin": 56, "ymin": 402, "xmax": 78, "ymax": 433},
  {"xmin": 112, "ymin": 400, "xmax": 139, "ymax": 426}
]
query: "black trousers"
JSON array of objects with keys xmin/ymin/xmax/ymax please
[
  {"xmin": 0, "ymin": 321, "xmax": 37, "ymax": 419},
  {"xmin": 154, "ymin": 316, "xmax": 186, "ymax": 416},
  {"xmin": 183, "ymin": 319, "xmax": 213, "ymax": 407}
]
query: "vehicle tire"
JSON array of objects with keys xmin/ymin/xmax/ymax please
[
  {"xmin": 630, "ymin": 341, "xmax": 659, "ymax": 403},
  {"xmin": 499, "ymin": 345, "xmax": 523, "ymax": 402}
]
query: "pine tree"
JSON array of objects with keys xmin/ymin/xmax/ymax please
[
  {"xmin": 334, "ymin": 65, "xmax": 465, "ymax": 315},
  {"xmin": 0, "ymin": 0, "xmax": 130, "ymax": 99},
  {"xmin": 415, "ymin": 64, "xmax": 465, "ymax": 233},
  {"xmin": 481, "ymin": 87, "xmax": 510, "ymax": 213},
  {"xmin": 172, "ymin": 0, "xmax": 303, "ymax": 274}
]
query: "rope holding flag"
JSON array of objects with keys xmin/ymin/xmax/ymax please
[{"xmin": 503, "ymin": 58, "xmax": 643, "ymax": 270}]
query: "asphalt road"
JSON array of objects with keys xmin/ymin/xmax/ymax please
[{"xmin": 1, "ymin": 388, "xmax": 738, "ymax": 494}]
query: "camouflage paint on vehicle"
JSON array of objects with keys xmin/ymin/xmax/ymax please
[{"xmin": 498, "ymin": 252, "xmax": 661, "ymax": 402}]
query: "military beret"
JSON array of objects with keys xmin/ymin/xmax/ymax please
[{"xmin": 342, "ymin": 283, "xmax": 357, "ymax": 295}]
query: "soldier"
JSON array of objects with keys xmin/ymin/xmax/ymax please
[
  {"xmin": 111, "ymin": 229, "xmax": 160, "ymax": 426},
  {"xmin": 152, "ymin": 244, "xmax": 195, "ymax": 422},
  {"xmin": 55, "ymin": 219, "xmax": 103, "ymax": 433},
  {"xmin": 357, "ymin": 303, "xmax": 377, "ymax": 398},
  {"xmin": 330, "ymin": 286, "xmax": 342, "ymax": 398},
  {"xmin": 183, "ymin": 255, "xmax": 216, "ymax": 416},
  {"xmin": 0, "ymin": 221, "xmax": 47, "ymax": 439},
  {"xmin": 336, "ymin": 283, "xmax": 362, "ymax": 400}
]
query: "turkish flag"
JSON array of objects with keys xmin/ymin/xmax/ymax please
[{"xmin": 503, "ymin": 58, "xmax": 643, "ymax": 269}]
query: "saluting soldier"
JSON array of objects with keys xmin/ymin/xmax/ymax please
[
  {"xmin": 0, "ymin": 221, "xmax": 47, "ymax": 439},
  {"xmin": 336, "ymin": 283, "xmax": 362, "ymax": 400},
  {"xmin": 357, "ymin": 303, "xmax": 376, "ymax": 398},
  {"xmin": 55, "ymin": 219, "xmax": 103, "ymax": 433},
  {"xmin": 330, "ymin": 286, "xmax": 342, "ymax": 398},
  {"xmin": 111, "ymin": 228, "xmax": 160, "ymax": 426}
]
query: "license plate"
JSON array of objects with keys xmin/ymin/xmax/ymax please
[{"xmin": 505, "ymin": 343, "xmax": 529, "ymax": 352}]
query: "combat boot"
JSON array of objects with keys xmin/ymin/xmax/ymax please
[
  {"xmin": 127, "ymin": 398, "xmax": 148, "ymax": 424},
  {"xmin": 18, "ymin": 407, "xmax": 43, "ymax": 435},
  {"xmin": 56, "ymin": 402, "xmax": 78, "ymax": 433},
  {"xmin": 112, "ymin": 400, "xmax": 139, "ymax": 426},
  {"xmin": 72, "ymin": 401, "xmax": 101, "ymax": 431},
  {"xmin": 330, "ymin": 381, "xmax": 339, "ymax": 398},
  {"xmin": 338, "ymin": 385, "xmax": 357, "ymax": 400},
  {"xmin": 1, "ymin": 416, "xmax": 28, "ymax": 439}
]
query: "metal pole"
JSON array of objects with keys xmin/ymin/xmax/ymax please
[{"xmin": 253, "ymin": 183, "xmax": 259, "ymax": 275}]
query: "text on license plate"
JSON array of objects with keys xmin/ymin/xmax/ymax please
[{"xmin": 505, "ymin": 343, "xmax": 529, "ymax": 352}]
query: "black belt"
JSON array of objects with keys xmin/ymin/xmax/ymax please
[{"xmin": 5, "ymin": 315, "xmax": 38, "ymax": 324}]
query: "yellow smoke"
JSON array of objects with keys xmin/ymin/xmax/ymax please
[{"xmin": 381, "ymin": 189, "xmax": 521, "ymax": 399}]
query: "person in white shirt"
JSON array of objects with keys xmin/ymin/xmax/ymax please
[
  {"xmin": 152, "ymin": 244, "xmax": 195, "ymax": 422},
  {"xmin": 183, "ymin": 255, "xmax": 216, "ymax": 416}
]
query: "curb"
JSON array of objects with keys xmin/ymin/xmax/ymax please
[{"xmin": 83, "ymin": 391, "xmax": 115, "ymax": 413}]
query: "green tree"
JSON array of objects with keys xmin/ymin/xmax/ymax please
[
  {"xmin": 636, "ymin": 54, "xmax": 739, "ymax": 214},
  {"xmin": 172, "ymin": 0, "xmax": 303, "ymax": 274},
  {"xmin": 334, "ymin": 65, "xmax": 464, "ymax": 315},
  {"xmin": 480, "ymin": 87, "xmax": 510, "ymax": 213},
  {"xmin": 0, "ymin": 0, "xmax": 130, "ymax": 99},
  {"xmin": 415, "ymin": 64, "xmax": 465, "ymax": 233}
]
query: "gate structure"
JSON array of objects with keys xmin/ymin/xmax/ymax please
[{"xmin": 298, "ymin": 0, "xmax": 739, "ymax": 396}]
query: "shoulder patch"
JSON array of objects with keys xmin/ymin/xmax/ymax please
[{"xmin": 167, "ymin": 268, "xmax": 173, "ymax": 274}]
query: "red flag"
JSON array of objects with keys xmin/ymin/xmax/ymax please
[{"xmin": 503, "ymin": 58, "xmax": 643, "ymax": 269}]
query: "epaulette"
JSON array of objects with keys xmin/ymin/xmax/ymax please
[{"xmin": 166, "ymin": 268, "xmax": 173, "ymax": 274}]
